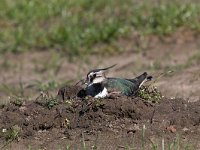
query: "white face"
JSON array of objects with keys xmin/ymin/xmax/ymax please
[
  {"xmin": 86, "ymin": 71, "xmax": 106, "ymax": 85},
  {"xmin": 92, "ymin": 76, "xmax": 105, "ymax": 84}
]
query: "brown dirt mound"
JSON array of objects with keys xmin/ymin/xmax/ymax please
[{"xmin": 0, "ymin": 85, "xmax": 200, "ymax": 149}]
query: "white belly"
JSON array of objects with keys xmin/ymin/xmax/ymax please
[{"xmin": 94, "ymin": 87, "xmax": 108, "ymax": 98}]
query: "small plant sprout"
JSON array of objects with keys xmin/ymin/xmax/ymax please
[
  {"xmin": 137, "ymin": 70, "xmax": 174, "ymax": 102},
  {"xmin": 36, "ymin": 91, "xmax": 58, "ymax": 109},
  {"xmin": 31, "ymin": 80, "xmax": 59, "ymax": 92},
  {"xmin": 137, "ymin": 86, "xmax": 162, "ymax": 102},
  {"xmin": 141, "ymin": 124, "xmax": 146, "ymax": 150},
  {"xmin": 162, "ymin": 138, "xmax": 165, "ymax": 150},
  {"xmin": 1, "ymin": 125, "xmax": 21, "ymax": 149},
  {"xmin": 5, "ymin": 125, "xmax": 21, "ymax": 142}
]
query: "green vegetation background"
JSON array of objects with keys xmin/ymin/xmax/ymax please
[{"xmin": 0, "ymin": 0, "xmax": 200, "ymax": 56}]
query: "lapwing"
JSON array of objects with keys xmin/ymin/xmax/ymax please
[{"xmin": 84, "ymin": 65, "xmax": 152, "ymax": 98}]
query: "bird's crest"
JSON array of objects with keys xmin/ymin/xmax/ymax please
[{"xmin": 86, "ymin": 64, "xmax": 116, "ymax": 85}]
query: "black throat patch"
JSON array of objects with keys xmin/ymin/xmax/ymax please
[{"xmin": 86, "ymin": 83, "xmax": 104, "ymax": 97}]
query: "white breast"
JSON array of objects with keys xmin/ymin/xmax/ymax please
[{"xmin": 94, "ymin": 87, "xmax": 108, "ymax": 98}]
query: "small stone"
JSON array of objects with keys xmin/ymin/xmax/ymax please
[
  {"xmin": 108, "ymin": 124, "xmax": 113, "ymax": 128},
  {"xmin": 2, "ymin": 128, "xmax": 7, "ymax": 133},
  {"xmin": 182, "ymin": 127, "xmax": 189, "ymax": 132},
  {"xmin": 19, "ymin": 106, "xmax": 27, "ymax": 112}
]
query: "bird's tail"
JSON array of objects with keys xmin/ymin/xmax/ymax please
[{"xmin": 129, "ymin": 72, "xmax": 152, "ymax": 87}]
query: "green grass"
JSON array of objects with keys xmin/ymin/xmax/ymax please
[
  {"xmin": 132, "ymin": 3, "xmax": 200, "ymax": 35},
  {"xmin": 137, "ymin": 86, "xmax": 162, "ymax": 103},
  {"xmin": 0, "ymin": 80, "xmax": 28, "ymax": 106},
  {"xmin": 31, "ymin": 80, "xmax": 59, "ymax": 92},
  {"xmin": 0, "ymin": 0, "xmax": 200, "ymax": 57},
  {"xmin": 36, "ymin": 91, "xmax": 58, "ymax": 109},
  {"xmin": 1, "ymin": 125, "xmax": 21, "ymax": 149},
  {"xmin": 5, "ymin": 125, "xmax": 21, "ymax": 142}
]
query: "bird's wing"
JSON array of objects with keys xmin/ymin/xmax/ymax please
[{"xmin": 105, "ymin": 78, "xmax": 138, "ymax": 96}]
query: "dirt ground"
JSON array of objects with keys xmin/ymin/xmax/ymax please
[
  {"xmin": 0, "ymin": 85, "xmax": 200, "ymax": 149},
  {"xmin": 0, "ymin": 29, "xmax": 200, "ymax": 149}
]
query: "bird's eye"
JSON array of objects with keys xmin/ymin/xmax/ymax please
[
  {"xmin": 90, "ymin": 76, "xmax": 93, "ymax": 82},
  {"xmin": 89, "ymin": 74, "xmax": 96, "ymax": 82}
]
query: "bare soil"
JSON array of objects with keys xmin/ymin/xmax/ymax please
[{"xmin": 0, "ymin": 85, "xmax": 200, "ymax": 149}]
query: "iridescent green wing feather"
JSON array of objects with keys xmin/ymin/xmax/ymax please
[{"xmin": 105, "ymin": 78, "xmax": 138, "ymax": 96}]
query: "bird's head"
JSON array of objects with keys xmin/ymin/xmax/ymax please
[{"xmin": 85, "ymin": 64, "xmax": 116, "ymax": 86}]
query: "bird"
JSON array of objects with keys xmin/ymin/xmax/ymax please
[{"xmin": 84, "ymin": 64, "xmax": 152, "ymax": 98}]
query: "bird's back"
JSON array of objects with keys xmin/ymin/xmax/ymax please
[
  {"xmin": 104, "ymin": 78, "xmax": 138, "ymax": 96},
  {"xmin": 104, "ymin": 72, "xmax": 150, "ymax": 96}
]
